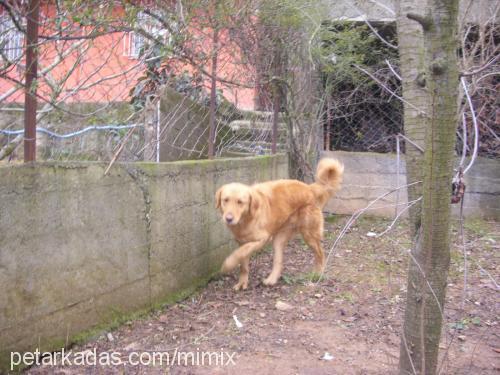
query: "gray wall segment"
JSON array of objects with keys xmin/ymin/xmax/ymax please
[
  {"xmin": 0, "ymin": 154, "xmax": 288, "ymax": 370},
  {"xmin": 322, "ymin": 151, "xmax": 499, "ymax": 219}
]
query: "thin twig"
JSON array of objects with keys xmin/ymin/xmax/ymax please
[
  {"xmin": 457, "ymin": 112, "xmax": 468, "ymax": 173},
  {"xmin": 461, "ymin": 77, "xmax": 479, "ymax": 175},
  {"xmin": 377, "ymin": 198, "xmax": 422, "ymax": 237},
  {"xmin": 395, "ymin": 135, "xmax": 401, "ymax": 217},
  {"xmin": 459, "ymin": 194, "xmax": 467, "ymax": 310},
  {"xmin": 104, "ymin": 126, "xmax": 137, "ymax": 176},
  {"xmin": 398, "ymin": 133, "xmax": 425, "ymax": 153},
  {"xmin": 461, "ymin": 53, "xmax": 500, "ymax": 77},
  {"xmin": 402, "ymin": 332, "xmax": 418, "ymax": 375},
  {"xmin": 386, "ymin": 59, "xmax": 402, "ymax": 81}
]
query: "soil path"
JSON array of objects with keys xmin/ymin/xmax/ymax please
[{"xmin": 28, "ymin": 217, "xmax": 499, "ymax": 374}]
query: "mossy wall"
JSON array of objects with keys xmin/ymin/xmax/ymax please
[{"xmin": 0, "ymin": 154, "xmax": 288, "ymax": 371}]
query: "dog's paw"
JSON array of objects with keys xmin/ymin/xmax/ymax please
[
  {"xmin": 313, "ymin": 264, "xmax": 326, "ymax": 275},
  {"xmin": 262, "ymin": 275, "xmax": 279, "ymax": 286},
  {"xmin": 221, "ymin": 255, "xmax": 239, "ymax": 274},
  {"xmin": 233, "ymin": 280, "xmax": 248, "ymax": 291}
]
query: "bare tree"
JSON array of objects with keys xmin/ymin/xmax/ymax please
[{"xmin": 398, "ymin": 0, "xmax": 460, "ymax": 373}]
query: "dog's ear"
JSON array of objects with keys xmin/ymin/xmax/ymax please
[
  {"xmin": 249, "ymin": 189, "xmax": 260, "ymax": 215},
  {"xmin": 215, "ymin": 186, "xmax": 223, "ymax": 209}
]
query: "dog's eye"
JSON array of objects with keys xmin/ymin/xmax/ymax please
[
  {"xmin": 223, "ymin": 198, "xmax": 229, "ymax": 203},
  {"xmin": 237, "ymin": 200, "xmax": 243, "ymax": 205}
]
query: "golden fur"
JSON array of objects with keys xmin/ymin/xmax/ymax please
[{"xmin": 215, "ymin": 158, "xmax": 344, "ymax": 290}]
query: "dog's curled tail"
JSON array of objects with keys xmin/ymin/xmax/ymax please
[{"xmin": 315, "ymin": 158, "xmax": 344, "ymax": 193}]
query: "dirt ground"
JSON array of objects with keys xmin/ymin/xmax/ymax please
[{"xmin": 28, "ymin": 216, "xmax": 499, "ymax": 374}]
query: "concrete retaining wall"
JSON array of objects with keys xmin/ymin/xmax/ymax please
[
  {"xmin": 323, "ymin": 151, "xmax": 500, "ymax": 220},
  {"xmin": 0, "ymin": 154, "xmax": 288, "ymax": 370},
  {"xmin": 328, "ymin": 0, "xmax": 497, "ymax": 24}
]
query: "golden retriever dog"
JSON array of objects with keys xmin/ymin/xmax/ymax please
[{"xmin": 215, "ymin": 158, "xmax": 344, "ymax": 290}]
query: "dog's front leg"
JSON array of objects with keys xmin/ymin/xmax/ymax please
[
  {"xmin": 263, "ymin": 228, "xmax": 294, "ymax": 286},
  {"xmin": 232, "ymin": 256, "xmax": 250, "ymax": 291},
  {"xmin": 221, "ymin": 239, "xmax": 267, "ymax": 273}
]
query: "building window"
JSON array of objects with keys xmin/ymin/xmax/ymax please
[
  {"xmin": 0, "ymin": 15, "xmax": 24, "ymax": 62},
  {"xmin": 124, "ymin": 11, "xmax": 166, "ymax": 59}
]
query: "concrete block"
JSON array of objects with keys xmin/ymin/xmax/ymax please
[{"xmin": 322, "ymin": 151, "xmax": 499, "ymax": 220}]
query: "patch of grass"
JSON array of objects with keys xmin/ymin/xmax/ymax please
[
  {"xmin": 324, "ymin": 230, "xmax": 337, "ymax": 240},
  {"xmin": 355, "ymin": 215, "xmax": 390, "ymax": 229},
  {"xmin": 262, "ymin": 244, "xmax": 273, "ymax": 254},
  {"xmin": 463, "ymin": 218, "xmax": 491, "ymax": 237},
  {"xmin": 449, "ymin": 316, "xmax": 482, "ymax": 331},
  {"xmin": 324, "ymin": 214, "xmax": 341, "ymax": 223},
  {"xmin": 450, "ymin": 248, "xmax": 464, "ymax": 265},
  {"xmin": 281, "ymin": 271, "xmax": 326, "ymax": 285},
  {"xmin": 282, "ymin": 274, "xmax": 295, "ymax": 285},
  {"xmin": 448, "ymin": 249, "xmax": 466, "ymax": 279},
  {"xmin": 338, "ymin": 291, "xmax": 355, "ymax": 303},
  {"xmin": 294, "ymin": 238, "xmax": 307, "ymax": 250},
  {"xmin": 369, "ymin": 261, "xmax": 389, "ymax": 285},
  {"xmin": 302, "ymin": 271, "xmax": 326, "ymax": 283},
  {"xmin": 375, "ymin": 259, "xmax": 389, "ymax": 272}
]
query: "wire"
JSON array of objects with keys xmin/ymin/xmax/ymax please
[{"xmin": 0, "ymin": 124, "xmax": 143, "ymax": 139}]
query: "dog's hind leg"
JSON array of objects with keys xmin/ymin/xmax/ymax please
[
  {"xmin": 263, "ymin": 228, "xmax": 294, "ymax": 286},
  {"xmin": 232, "ymin": 256, "xmax": 250, "ymax": 291},
  {"xmin": 303, "ymin": 231, "xmax": 325, "ymax": 274},
  {"xmin": 301, "ymin": 207, "xmax": 326, "ymax": 274}
]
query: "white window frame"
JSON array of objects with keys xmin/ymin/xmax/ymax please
[
  {"xmin": 0, "ymin": 15, "xmax": 24, "ymax": 62},
  {"xmin": 124, "ymin": 11, "xmax": 167, "ymax": 59}
]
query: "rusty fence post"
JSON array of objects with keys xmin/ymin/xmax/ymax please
[
  {"xmin": 207, "ymin": 28, "xmax": 219, "ymax": 159},
  {"xmin": 24, "ymin": 0, "xmax": 40, "ymax": 162}
]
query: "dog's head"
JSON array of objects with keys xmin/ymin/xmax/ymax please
[{"xmin": 215, "ymin": 183, "xmax": 258, "ymax": 226}]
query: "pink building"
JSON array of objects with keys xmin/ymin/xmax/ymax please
[{"xmin": 0, "ymin": 2, "xmax": 258, "ymax": 110}]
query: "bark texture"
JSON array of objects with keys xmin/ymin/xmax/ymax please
[
  {"xmin": 398, "ymin": 0, "xmax": 460, "ymax": 374},
  {"xmin": 395, "ymin": 0, "xmax": 429, "ymax": 235}
]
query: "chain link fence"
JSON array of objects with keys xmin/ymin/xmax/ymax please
[
  {"xmin": 0, "ymin": 4, "xmax": 498, "ymax": 374},
  {"xmin": 0, "ymin": 2, "xmax": 279, "ymax": 164},
  {"xmin": 323, "ymin": 69, "xmax": 499, "ymax": 159},
  {"xmin": 323, "ymin": 72, "xmax": 403, "ymax": 154},
  {"xmin": 321, "ymin": 20, "xmax": 499, "ymax": 160},
  {"xmin": 0, "ymin": 3, "xmax": 498, "ymax": 165}
]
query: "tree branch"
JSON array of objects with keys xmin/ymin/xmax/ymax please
[{"xmin": 407, "ymin": 13, "xmax": 433, "ymax": 31}]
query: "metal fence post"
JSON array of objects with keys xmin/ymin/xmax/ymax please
[
  {"xmin": 24, "ymin": 0, "xmax": 40, "ymax": 162},
  {"xmin": 207, "ymin": 27, "xmax": 219, "ymax": 159},
  {"xmin": 271, "ymin": 94, "xmax": 279, "ymax": 154}
]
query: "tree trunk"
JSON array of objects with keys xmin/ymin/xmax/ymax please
[
  {"xmin": 399, "ymin": 1, "xmax": 460, "ymax": 374},
  {"xmin": 395, "ymin": 0, "xmax": 429, "ymax": 236}
]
